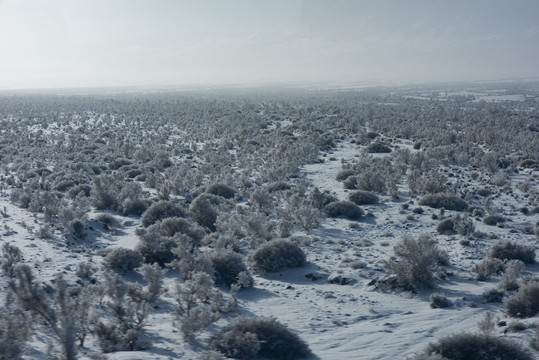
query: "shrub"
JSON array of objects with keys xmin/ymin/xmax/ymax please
[
  {"xmin": 251, "ymin": 239, "xmax": 306, "ymax": 273},
  {"xmin": 355, "ymin": 172, "xmax": 387, "ymax": 193},
  {"xmin": 430, "ymin": 293, "xmax": 452, "ymax": 308},
  {"xmin": 96, "ymin": 213, "xmax": 119, "ymax": 231},
  {"xmin": 349, "ymin": 190, "xmax": 378, "ymax": 205},
  {"xmin": 482, "ymin": 288, "xmax": 505, "ymax": 303},
  {"xmin": 385, "ymin": 236, "xmax": 449, "ymax": 290},
  {"xmin": 158, "ymin": 217, "xmax": 205, "ymax": 242},
  {"xmin": 366, "ymin": 142, "xmax": 391, "ymax": 153},
  {"xmin": 472, "ymin": 258, "xmax": 504, "ymax": 281},
  {"xmin": 419, "ymin": 194, "xmax": 468, "ymax": 211},
  {"xmin": 104, "ymin": 248, "xmax": 143, "ymax": 273},
  {"xmin": 209, "ymin": 317, "xmax": 312, "ymax": 360},
  {"xmin": 436, "ymin": 218, "xmax": 455, "ymax": 234},
  {"xmin": 499, "ymin": 260, "xmax": 525, "ymax": 291},
  {"xmin": 210, "ymin": 250, "xmax": 252, "ymax": 287},
  {"xmin": 311, "ymin": 188, "xmax": 338, "ymax": 209},
  {"xmin": 489, "ymin": 240, "xmax": 536, "ymax": 264},
  {"xmin": 136, "ymin": 231, "xmax": 183, "ymax": 266},
  {"xmin": 335, "ymin": 169, "xmax": 355, "ymax": 182},
  {"xmin": 119, "ymin": 199, "xmax": 148, "ymax": 216},
  {"xmin": 141, "ymin": 201, "xmax": 186, "ymax": 228},
  {"xmin": 422, "ymin": 333, "xmax": 533, "ymax": 360},
  {"xmin": 0, "ymin": 301, "xmax": 29, "ymax": 360},
  {"xmin": 190, "ymin": 194, "xmax": 219, "ymax": 231},
  {"xmin": 206, "ymin": 183, "xmax": 235, "ymax": 199},
  {"xmin": 324, "ymin": 201, "xmax": 363, "ymax": 220},
  {"xmin": 483, "ymin": 214, "xmax": 506, "ymax": 226},
  {"xmin": 504, "ymin": 282, "xmax": 539, "ymax": 318}
]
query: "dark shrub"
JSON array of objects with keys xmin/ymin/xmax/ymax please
[
  {"xmin": 489, "ymin": 240, "xmax": 536, "ymax": 264},
  {"xmin": 335, "ymin": 169, "xmax": 355, "ymax": 182},
  {"xmin": 366, "ymin": 142, "xmax": 391, "ymax": 153},
  {"xmin": 311, "ymin": 188, "xmax": 338, "ymax": 209},
  {"xmin": 482, "ymin": 288, "xmax": 505, "ymax": 303},
  {"xmin": 251, "ymin": 239, "xmax": 306, "ymax": 273},
  {"xmin": 476, "ymin": 188, "xmax": 491, "ymax": 197},
  {"xmin": 190, "ymin": 194, "xmax": 219, "ymax": 231},
  {"xmin": 67, "ymin": 184, "xmax": 92, "ymax": 198},
  {"xmin": 504, "ymin": 282, "xmax": 539, "ymax": 318},
  {"xmin": 209, "ymin": 317, "xmax": 312, "ymax": 360},
  {"xmin": 324, "ymin": 201, "xmax": 363, "ymax": 220},
  {"xmin": 141, "ymin": 201, "xmax": 186, "ymax": 228},
  {"xmin": 206, "ymin": 183, "xmax": 235, "ymax": 199},
  {"xmin": 210, "ymin": 250, "xmax": 252, "ymax": 287},
  {"xmin": 472, "ymin": 258, "xmax": 504, "ymax": 281},
  {"xmin": 419, "ymin": 195, "xmax": 468, "ymax": 211},
  {"xmin": 483, "ymin": 214, "xmax": 506, "ymax": 226},
  {"xmin": 136, "ymin": 230, "xmax": 184, "ymax": 266},
  {"xmin": 423, "ymin": 333, "xmax": 533, "ymax": 360},
  {"xmin": 104, "ymin": 248, "xmax": 143, "ymax": 273},
  {"xmin": 159, "ymin": 217, "xmax": 205, "ymax": 242},
  {"xmin": 119, "ymin": 199, "xmax": 148, "ymax": 216},
  {"xmin": 96, "ymin": 214, "xmax": 119, "ymax": 231},
  {"xmin": 436, "ymin": 219, "xmax": 455, "ymax": 234},
  {"xmin": 267, "ymin": 181, "xmax": 291, "ymax": 192},
  {"xmin": 430, "ymin": 293, "xmax": 452, "ymax": 308},
  {"xmin": 349, "ymin": 190, "xmax": 378, "ymax": 205}
]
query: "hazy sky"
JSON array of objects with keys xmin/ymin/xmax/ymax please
[{"xmin": 1, "ymin": 0, "xmax": 538, "ymax": 89}]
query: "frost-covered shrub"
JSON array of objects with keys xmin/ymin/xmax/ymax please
[
  {"xmin": 104, "ymin": 248, "xmax": 143, "ymax": 273},
  {"xmin": 0, "ymin": 300, "xmax": 29, "ymax": 360},
  {"xmin": 430, "ymin": 293, "xmax": 452, "ymax": 308},
  {"xmin": 436, "ymin": 215, "xmax": 474, "ymax": 235},
  {"xmin": 267, "ymin": 181, "xmax": 291, "ymax": 192},
  {"xmin": 349, "ymin": 190, "xmax": 378, "ymax": 205},
  {"xmin": 206, "ymin": 183, "xmax": 235, "ymax": 199},
  {"xmin": 472, "ymin": 258, "xmax": 504, "ymax": 281},
  {"xmin": 311, "ymin": 188, "xmax": 338, "ymax": 209},
  {"xmin": 210, "ymin": 250, "xmax": 252, "ymax": 287},
  {"xmin": 141, "ymin": 201, "xmax": 186, "ymax": 228},
  {"xmin": 324, "ymin": 201, "xmax": 363, "ymax": 220},
  {"xmin": 209, "ymin": 317, "xmax": 312, "ymax": 360},
  {"xmin": 489, "ymin": 240, "xmax": 536, "ymax": 264},
  {"xmin": 66, "ymin": 184, "xmax": 92, "ymax": 198},
  {"xmin": 436, "ymin": 218, "xmax": 455, "ymax": 234},
  {"xmin": 251, "ymin": 239, "xmax": 306, "ymax": 273},
  {"xmin": 385, "ymin": 236, "xmax": 449, "ymax": 290},
  {"xmin": 483, "ymin": 214, "xmax": 506, "ymax": 226},
  {"xmin": 355, "ymin": 172, "xmax": 387, "ymax": 193},
  {"xmin": 190, "ymin": 194, "xmax": 219, "ymax": 231},
  {"xmin": 419, "ymin": 194, "xmax": 468, "ymax": 211},
  {"xmin": 1, "ymin": 243, "xmax": 21, "ymax": 277},
  {"xmin": 504, "ymin": 282, "xmax": 539, "ymax": 318},
  {"xmin": 499, "ymin": 260, "xmax": 525, "ymax": 291},
  {"xmin": 136, "ymin": 231, "xmax": 182, "ymax": 266},
  {"xmin": 90, "ymin": 176, "xmax": 117, "ymax": 210},
  {"xmin": 422, "ymin": 333, "xmax": 533, "ymax": 360}
]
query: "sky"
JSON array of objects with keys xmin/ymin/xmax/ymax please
[{"xmin": 0, "ymin": 0, "xmax": 538, "ymax": 89}]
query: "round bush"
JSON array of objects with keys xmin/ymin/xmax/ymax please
[
  {"xmin": 349, "ymin": 190, "xmax": 378, "ymax": 205},
  {"xmin": 423, "ymin": 332, "xmax": 533, "ymax": 360},
  {"xmin": 120, "ymin": 199, "xmax": 148, "ymax": 216},
  {"xmin": 483, "ymin": 214, "xmax": 506, "ymax": 226},
  {"xmin": 104, "ymin": 248, "xmax": 143, "ymax": 273},
  {"xmin": 489, "ymin": 240, "xmax": 536, "ymax": 264},
  {"xmin": 189, "ymin": 194, "xmax": 219, "ymax": 231},
  {"xmin": 436, "ymin": 219, "xmax": 455, "ymax": 234},
  {"xmin": 136, "ymin": 230, "xmax": 182, "ymax": 266},
  {"xmin": 504, "ymin": 282, "xmax": 539, "ymax": 318},
  {"xmin": 206, "ymin": 183, "xmax": 235, "ymax": 199},
  {"xmin": 158, "ymin": 217, "xmax": 206, "ymax": 242},
  {"xmin": 251, "ymin": 239, "xmax": 306, "ymax": 273},
  {"xmin": 209, "ymin": 317, "xmax": 312, "ymax": 360},
  {"xmin": 210, "ymin": 250, "xmax": 251, "ymax": 287},
  {"xmin": 141, "ymin": 201, "xmax": 186, "ymax": 228},
  {"xmin": 366, "ymin": 142, "xmax": 392, "ymax": 153},
  {"xmin": 324, "ymin": 201, "xmax": 363, "ymax": 220}
]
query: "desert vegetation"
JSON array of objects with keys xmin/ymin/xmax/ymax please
[{"xmin": 0, "ymin": 83, "xmax": 537, "ymax": 358}]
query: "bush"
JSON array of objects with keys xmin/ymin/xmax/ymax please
[
  {"xmin": 504, "ymin": 282, "xmax": 539, "ymax": 318},
  {"xmin": 385, "ymin": 236, "xmax": 449, "ymax": 290},
  {"xmin": 366, "ymin": 142, "xmax": 391, "ymax": 153},
  {"xmin": 209, "ymin": 317, "xmax": 312, "ymax": 360},
  {"xmin": 489, "ymin": 240, "xmax": 536, "ymax": 264},
  {"xmin": 158, "ymin": 217, "xmax": 205, "ymax": 242},
  {"xmin": 210, "ymin": 250, "xmax": 252, "ymax": 287},
  {"xmin": 119, "ymin": 199, "xmax": 148, "ymax": 216},
  {"xmin": 206, "ymin": 183, "xmax": 235, "ymax": 199},
  {"xmin": 335, "ymin": 169, "xmax": 355, "ymax": 182},
  {"xmin": 422, "ymin": 333, "xmax": 533, "ymax": 360},
  {"xmin": 482, "ymin": 288, "xmax": 505, "ymax": 303},
  {"xmin": 472, "ymin": 258, "xmax": 504, "ymax": 281},
  {"xmin": 190, "ymin": 194, "xmax": 219, "ymax": 231},
  {"xmin": 349, "ymin": 190, "xmax": 379, "ymax": 205},
  {"xmin": 104, "ymin": 248, "xmax": 143, "ymax": 273},
  {"xmin": 430, "ymin": 293, "xmax": 452, "ymax": 308},
  {"xmin": 251, "ymin": 239, "xmax": 306, "ymax": 273},
  {"xmin": 436, "ymin": 218, "xmax": 455, "ymax": 234},
  {"xmin": 419, "ymin": 195, "xmax": 468, "ymax": 211},
  {"xmin": 136, "ymin": 231, "xmax": 183, "ymax": 266},
  {"xmin": 355, "ymin": 172, "xmax": 387, "ymax": 193},
  {"xmin": 324, "ymin": 201, "xmax": 363, "ymax": 220},
  {"xmin": 141, "ymin": 201, "xmax": 186, "ymax": 228},
  {"xmin": 96, "ymin": 213, "xmax": 119, "ymax": 231},
  {"xmin": 483, "ymin": 214, "xmax": 506, "ymax": 226}
]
